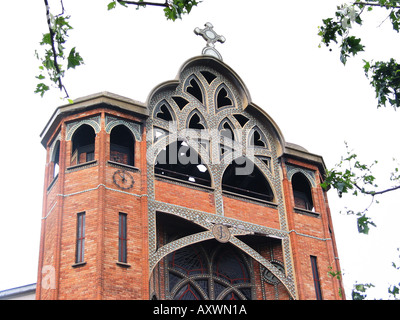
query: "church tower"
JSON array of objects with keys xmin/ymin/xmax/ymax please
[{"xmin": 37, "ymin": 24, "xmax": 344, "ymax": 300}]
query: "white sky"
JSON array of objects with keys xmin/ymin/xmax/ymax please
[{"xmin": 0, "ymin": 0, "xmax": 399, "ymax": 299}]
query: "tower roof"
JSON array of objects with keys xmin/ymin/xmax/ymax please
[{"xmin": 40, "ymin": 91, "xmax": 147, "ymax": 147}]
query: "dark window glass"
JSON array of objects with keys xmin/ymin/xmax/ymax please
[
  {"xmin": 76, "ymin": 212, "xmax": 85, "ymax": 263},
  {"xmin": 119, "ymin": 213, "xmax": 127, "ymax": 263},
  {"xmin": 311, "ymin": 256, "xmax": 322, "ymax": 300}
]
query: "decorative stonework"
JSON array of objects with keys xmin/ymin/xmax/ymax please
[
  {"xmin": 146, "ymin": 59, "xmax": 297, "ymax": 299},
  {"xmin": 105, "ymin": 115, "xmax": 142, "ymax": 141},
  {"xmin": 286, "ymin": 164, "xmax": 316, "ymax": 187},
  {"xmin": 65, "ymin": 116, "xmax": 101, "ymax": 141}
]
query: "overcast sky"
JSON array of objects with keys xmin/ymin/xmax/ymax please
[{"xmin": 0, "ymin": 0, "xmax": 399, "ymax": 299}]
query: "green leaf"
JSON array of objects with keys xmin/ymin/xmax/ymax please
[
  {"xmin": 40, "ymin": 33, "xmax": 52, "ymax": 46},
  {"xmin": 357, "ymin": 214, "xmax": 376, "ymax": 234},
  {"xmin": 107, "ymin": 1, "xmax": 117, "ymax": 10},
  {"xmin": 67, "ymin": 47, "xmax": 84, "ymax": 69},
  {"xmin": 34, "ymin": 83, "xmax": 50, "ymax": 97}
]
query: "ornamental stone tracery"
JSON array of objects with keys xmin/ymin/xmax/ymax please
[{"xmin": 146, "ymin": 58, "xmax": 297, "ymax": 299}]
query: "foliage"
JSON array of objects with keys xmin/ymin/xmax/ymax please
[
  {"xmin": 318, "ymin": 1, "xmax": 400, "ymax": 109},
  {"xmin": 328, "ymin": 267, "xmax": 343, "ymax": 298},
  {"xmin": 36, "ymin": 0, "xmax": 200, "ymax": 99},
  {"xmin": 352, "ymin": 283, "xmax": 375, "ymax": 300},
  {"xmin": 322, "ymin": 142, "xmax": 400, "ymax": 234},
  {"xmin": 35, "ymin": 7, "xmax": 83, "ymax": 98}
]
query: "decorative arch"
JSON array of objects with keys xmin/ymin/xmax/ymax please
[
  {"xmin": 215, "ymin": 83, "xmax": 234, "ymax": 110},
  {"xmin": 71, "ymin": 124, "xmax": 96, "ymax": 165},
  {"xmin": 153, "ymin": 100, "xmax": 176, "ymax": 122},
  {"xmin": 185, "ymin": 74, "xmax": 205, "ymax": 104},
  {"xmin": 221, "ymin": 156, "xmax": 274, "ymax": 202},
  {"xmin": 109, "ymin": 124, "xmax": 135, "ymax": 166},
  {"xmin": 187, "ymin": 108, "xmax": 208, "ymax": 130},
  {"xmin": 218, "ymin": 117, "xmax": 236, "ymax": 141},
  {"xmin": 105, "ymin": 117, "xmax": 142, "ymax": 142},
  {"xmin": 166, "ymin": 241, "xmax": 253, "ymax": 300},
  {"xmin": 66, "ymin": 117, "xmax": 100, "ymax": 141},
  {"xmin": 291, "ymin": 172, "xmax": 314, "ymax": 211},
  {"xmin": 154, "ymin": 140, "xmax": 212, "ymax": 187},
  {"xmin": 248, "ymin": 126, "xmax": 268, "ymax": 149}
]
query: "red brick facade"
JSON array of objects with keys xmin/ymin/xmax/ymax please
[{"xmin": 37, "ymin": 57, "xmax": 344, "ymax": 300}]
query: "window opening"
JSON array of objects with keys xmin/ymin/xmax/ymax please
[
  {"xmin": 76, "ymin": 212, "xmax": 85, "ymax": 264},
  {"xmin": 216, "ymin": 86, "xmax": 233, "ymax": 109},
  {"xmin": 222, "ymin": 156, "xmax": 274, "ymax": 202},
  {"xmin": 155, "ymin": 103, "xmax": 173, "ymax": 121},
  {"xmin": 172, "ymin": 96, "xmax": 189, "ymax": 110},
  {"xmin": 110, "ymin": 125, "xmax": 135, "ymax": 166},
  {"xmin": 52, "ymin": 141, "xmax": 60, "ymax": 178},
  {"xmin": 310, "ymin": 256, "xmax": 323, "ymax": 300},
  {"xmin": 119, "ymin": 213, "xmax": 127, "ymax": 263},
  {"xmin": 233, "ymin": 114, "xmax": 249, "ymax": 127},
  {"xmin": 219, "ymin": 119, "xmax": 235, "ymax": 141},
  {"xmin": 292, "ymin": 172, "xmax": 314, "ymax": 211},
  {"xmin": 188, "ymin": 111, "xmax": 206, "ymax": 130},
  {"xmin": 155, "ymin": 140, "xmax": 211, "ymax": 187},
  {"xmin": 200, "ymin": 71, "xmax": 217, "ymax": 84},
  {"xmin": 249, "ymin": 128, "xmax": 267, "ymax": 148},
  {"xmin": 186, "ymin": 78, "xmax": 203, "ymax": 104},
  {"xmin": 167, "ymin": 242, "xmax": 252, "ymax": 300},
  {"xmin": 71, "ymin": 124, "xmax": 95, "ymax": 165}
]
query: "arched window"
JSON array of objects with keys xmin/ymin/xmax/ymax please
[
  {"xmin": 110, "ymin": 125, "xmax": 135, "ymax": 166},
  {"xmin": 222, "ymin": 156, "xmax": 274, "ymax": 202},
  {"xmin": 292, "ymin": 172, "xmax": 314, "ymax": 211},
  {"xmin": 154, "ymin": 140, "xmax": 211, "ymax": 187},
  {"xmin": 71, "ymin": 124, "xmax": 95, "ymax": 165},
  {"xmin": 51, "ymin": 140, "xmax": 60, "ymax": 178},
  {"xmin": 167, "ymin": 242, "xmax": 253, "ymax": 300}
]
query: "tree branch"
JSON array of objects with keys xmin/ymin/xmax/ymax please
[
  {"xmin": 355, "ymin": 1, "xmax": 400, "ymax": 9},
  {"xmin": 43, "ymin": 0, "xmax": 69, "ymax": 98},
  {"xmin": 118, "ymin": 0, "xmax": 169, "ymax": 7},
  {"xmin": 354, "ymin": 182, "xmax": 400, "ymax": 196}
]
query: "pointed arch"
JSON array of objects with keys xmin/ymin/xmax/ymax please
[
  {"xmin": 71, "ymin": 124, "xmax": 95, "ymax": 165},
  {"xmin": 222, "ymin": 156, "xmax": 274, "ymax": 202},
  {"xmin": 154, "ymin": 140, "xmax": 212, "ymax": 187},
  {"xmin": 110, "ymin": 124, "xmax": 135, "ymax": 166},
  {"xmin": 292, "ymin": 172, "xmax": 314, "ymax": 211},
  {"xmin": 218, "ymin": 118, "xmax": 236, "ymax": 141},
  {"xmin": 187, "ymin": 109, "xmax": 207, "ymax": 130},
  {"xmin": 248, "ymin": 126, "xmax": 268, "ymax": 149},
  {"xmin": 185, "ymin": 74, "xmax": 204, "ymax": 104},
  {"xmin": 154, "ymin": 100, "xmax": 175, "ymax": 122},
  {"xmin": 215, "ymin": 83, "xmax": 234, "ymax": 110}
]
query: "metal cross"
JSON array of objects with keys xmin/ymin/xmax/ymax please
[{"xmin": 194, "ymin": 22, "xmax": 226, "ymax": 60}]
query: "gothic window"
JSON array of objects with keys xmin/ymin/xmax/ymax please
[
  {"xmin": 185, "ymin": 75, "xmax": 204, "ymax": 104},
  {"xmin": 219, "ymin": 118, "xmax": 235, "ymax": 141},
  {"xmin": 110, "ymin": 125, "xmax": 135, "ymax": 166},
  {"xmin": 155, "ymin": 140, "xmax": 212, "ymax": 187},
  {"xmin": 292, "ymin": 172, "xmax": 314, "ymax": 211},
  {"xmin": 71, "ymin": 124, "xmax": 95, "ymax": 165},
  {"xmin": 249, "ymin": 126, "xmax": 268, "ymax": 148},
  {"xmin": 167, "ymin": 242, "xmax": 253, "ymax": 300},
  {"xmin": 154, "ymin": 101, "xmax": 175, "ymax": 122},
  {"xmin": 222, "ymin": 156, "xmax": 274, "ymax": 202},
  {"xmin": 187, "ymin": 109, "xmax": 207, "ymax": 130},
  {"xmin": 215, "ymin": 84, "xmax": 234, "ymax": 109},
  {"xmin": 51, "ymin": 140, "xmax": 60, "ymax": 178}
]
